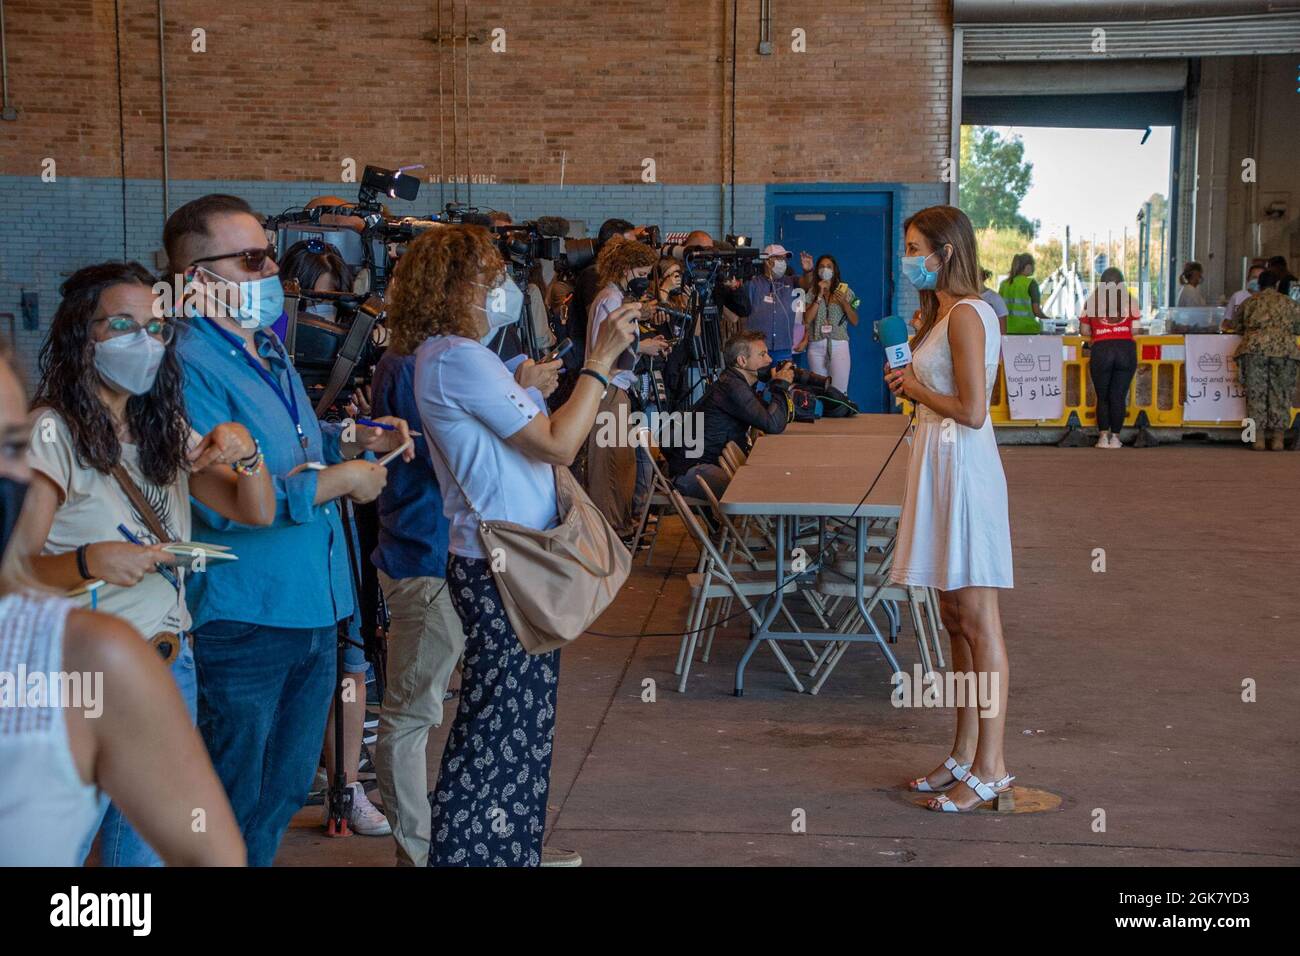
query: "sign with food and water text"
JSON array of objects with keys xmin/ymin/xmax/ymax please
[
  {"xmin": 1001, "ymin": 336, "xmax": 1066, "ymax": 421},
  {"xmin": 1183, "ymin": 334, "xmax": 1246, "ymax": 422}
]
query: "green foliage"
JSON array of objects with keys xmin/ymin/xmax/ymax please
[{"xmin": 960, "ymin": 127, "xmax": 1038, "ymax": 237}]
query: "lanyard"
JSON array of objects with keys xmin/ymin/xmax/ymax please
[{"xmin": 204, "ymin": 318, "xmax": 308, "ymax": 449}]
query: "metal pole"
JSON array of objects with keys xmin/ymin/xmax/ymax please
[{"xmin": 157, "ymin": 0, "xmax": 170, "ymax": 231}]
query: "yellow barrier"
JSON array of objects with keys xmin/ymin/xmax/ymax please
[{"xmin": 901, "ymin": 335, "xmax": 1300, "ymax": 429}]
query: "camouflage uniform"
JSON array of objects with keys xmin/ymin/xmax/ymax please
[{"xmin": 1234, "ymin": 290, "xmax": 1300, "ymax": 431}]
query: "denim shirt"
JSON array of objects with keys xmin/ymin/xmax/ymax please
[
  {"xmin": 175, "ymin": 317, "xmax": 355, "ymax": 631},
  {"xmin": 744, "ymin": 274, "xmax": 802, "ymax": 355}
]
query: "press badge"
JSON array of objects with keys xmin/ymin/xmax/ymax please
[
  {"xmin": 821, "ymin": 325, "xmax": 832, "ymax": 334},
  {"xmin": 763, "ymin": 295, "xmax": 774, "ymax": 304}
]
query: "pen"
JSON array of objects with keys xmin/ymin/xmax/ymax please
[
  {"xmin": 355, "ymin": 417, "xmax": 422, "ymax": 437},
  {"xmin": 117, "ymin": 524, "xmax": 181, "ymax": 591}
]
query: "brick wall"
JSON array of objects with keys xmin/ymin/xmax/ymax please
[{"xmin": 0, "ymin": 0, "xmax": 953, "ymax": 381}]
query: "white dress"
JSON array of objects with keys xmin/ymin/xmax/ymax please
[{"xmin": 889, "ymin": 297, "xmax": 1014, "ymax": 591}]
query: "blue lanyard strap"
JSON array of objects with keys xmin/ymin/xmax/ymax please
[{"xmin": 204, "ymin": 318, "xmax": 307, "ymax": 447}]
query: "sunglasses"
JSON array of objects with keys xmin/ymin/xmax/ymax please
[
  {"xmin": 191, "ymin": 243, "xmax": 278, "ymax": 271},
  {"xmin": 98, "ymin": 315, "xmax": 175, "ymax": 345}
]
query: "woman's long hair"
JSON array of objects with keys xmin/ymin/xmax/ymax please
[
  {"xmin": 1083, "ymin": 267, "xmax": 1135, "ymax": 322},
  {"xmin": 386, "ymin": 225, "xmax": 503, "ymax": 354},
  {"xmin": 33, "ymin": 262, "xmax": 189, "ymax": 487},
  {"xmin": 904, "ymin": 206, "xmax": 984, "ymax": 349},
  {"xmin": 596, "ymin": 237, "xmax": 658, "ymax": 290}
]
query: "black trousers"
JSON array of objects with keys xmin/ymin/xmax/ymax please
[{"xmin": 1089, "ymin": 339, "xmax": 1137, "ymax": 432}]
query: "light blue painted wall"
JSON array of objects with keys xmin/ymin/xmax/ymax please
[{"xmin": 0, "ymin": 175, "xmax": 943, "ymax": 386}]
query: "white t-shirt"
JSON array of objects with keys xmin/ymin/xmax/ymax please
[
  {"xmin": 27, "ymin": 410, "xmax": 192, "ymax": 638},
  {"xmin": 587, "ymin": 283, "xmax": 638, "ymax": 391},
  {"xmin": 1178, "ymin": 284, "xmax": 1208, "ymax": 308},
  {"xmin": 413, "ymin": 336, "xmax": 559, "ymax": 559}
]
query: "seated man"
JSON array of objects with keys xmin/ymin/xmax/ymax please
[{"xmin": 667, "ymin": 330, "xmax": 794, "ymax": 500}]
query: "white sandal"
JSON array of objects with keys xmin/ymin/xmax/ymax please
[
  {"xmin": 927, "ymin": 771, "xmax": 1015, "ymax": 812},
  {"xmin": 907, "ymin": 755, "xmax": 971, "ymax": 793}
]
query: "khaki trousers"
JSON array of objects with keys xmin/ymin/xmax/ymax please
[
  {"xmin": 585, "ymin": 387, "xmax": 637, "ymax": 537},
  {"xmin": 374, "ymin": 570, "xmax": 466, "ymax": 867}
]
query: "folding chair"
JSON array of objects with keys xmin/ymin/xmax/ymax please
[
  {"xmin": 670, "ymin": 488, "xmax": 808, "ymax": 693},
  {"xmin": 630, "ymin": 444, "xmax": 709, "ymax": 565}
]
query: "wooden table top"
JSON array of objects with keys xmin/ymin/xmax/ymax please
[
  {"xmin": 744, "ymin": 433, "xmax": 909, "ymax": 468},
  {"xmin": 719, "ymin": 457, "xmax": 909, "ymax": 517},
  {"xmin": 781, "ymin": 413, "xmax": 910, "ymax": 437}
]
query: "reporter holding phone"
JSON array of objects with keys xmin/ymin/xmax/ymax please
[
  {"xmin": 11, "ymin": 262, "xmax": 274, "ymax": 866},
  {"xmin": 164, "ymin": 194, "xmax": 411, "ymax": 866},
  {"xmin": 386, "ymin": 225, "xmax": 637, "ymax": 867},
  {"xmin": 369, "ymin": 316, "xmax": 557, "ymax": 867}
]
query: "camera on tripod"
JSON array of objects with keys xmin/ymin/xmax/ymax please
[{"xmin": 264, "ymin": 164, "xmax": 437, "ymax": 415}]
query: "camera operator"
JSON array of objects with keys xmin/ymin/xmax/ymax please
[
  {"xmin": 666, "ymin": 330, "xmax": 793, "ymax": 500},
  {"xmin": 744, "ymin": 244, "xmax": 813, "ymax": 365},
  {"xmin": 567, "ymin": 218, "xmax": 639, "ymax": 364},
  {"xmin": 680, "ymin": 230, "xmax": 753, "ymax": 321},
  {"xmin": 586, "ymin": 238, "xmax": 670, "ymax": 539},
  {"xmin": 164, "ymin": 194, "xmax": 412, "ymax": 866},
  {"xmin": 384, "ymin": 224, "xmax": 638, "ymax": 867}
]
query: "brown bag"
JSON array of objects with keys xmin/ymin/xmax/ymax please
[{"xmin": 431, "ymin": 441, "xmax": 631, "ymax": 655}]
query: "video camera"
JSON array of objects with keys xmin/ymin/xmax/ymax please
[
  {"xmin": 262, "ymin": 164, "xmax": 437, "ymax": 415},
  {"xmin": 758, "ymin": 361, "xmax": 859, "ymax": 417}
]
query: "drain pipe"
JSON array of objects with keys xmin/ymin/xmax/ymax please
[
  {"xmin": 1, "ymin": 0, "xmax": 17, "ymax": 120},
  {"xmin": 157, "ymin": 0, "xmax": 170, "ymax": 227}
]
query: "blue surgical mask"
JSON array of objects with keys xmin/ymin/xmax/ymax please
[
  {"xmin": 473, "ymin": 273, "xmax": 524, "ymax": 344},
  {"xmin": 304, "ymin": 301, "xmax": 337, "ymax": 320},
  {"xmin": 901, "ymin": 251, "xmax": 941, "ymax": 290},
  {"xmin": 1246, "ymin": 279, "xmax": 1260, "ymax": 294},
  {"xmin": 194, "ymin": 268, "xmax": 284, "ymax": 329}
]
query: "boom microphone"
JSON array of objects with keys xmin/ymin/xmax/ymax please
[{"xmin": 879, "ymin": 315, "xmax": 912, "ymax": 369}]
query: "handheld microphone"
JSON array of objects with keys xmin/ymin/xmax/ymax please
[{"xmin": 879, "ymin": 315, "xmax": 912, "ymax": 369}]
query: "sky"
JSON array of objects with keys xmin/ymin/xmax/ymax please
[{"xmin": 984, "ymin": 125, "xmax": 1174, "ymax": 245}]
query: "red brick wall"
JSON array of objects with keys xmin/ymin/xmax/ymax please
[{"xmin": 0, "ymin": 0, "xmax": 951, "ymax": 185}]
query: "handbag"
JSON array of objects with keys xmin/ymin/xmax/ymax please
[{"xmin": 428, "ymin": 434, "xmax": 631, "ymax": 655}]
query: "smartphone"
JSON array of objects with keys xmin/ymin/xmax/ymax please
[{"xmin": 543, "ymin": 337, "xmax": 573, "ymax": 364}]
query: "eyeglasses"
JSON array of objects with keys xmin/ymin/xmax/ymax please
[
  {"xmin": 191, "ymin": 244, "xmax": 278, "ymax": 271},
  {"xmin": 98, "ymin": 316, "xmax": 175, "ymax": 345}
]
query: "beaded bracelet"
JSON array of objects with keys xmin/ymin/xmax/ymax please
[{"xmin": 231, "ymin": 440, "xmax": 264, "ymax": 477}]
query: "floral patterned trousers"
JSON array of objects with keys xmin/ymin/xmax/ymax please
[{"xmin": 428, "ymin": 555, "xmax": 560, "ymax": 867}]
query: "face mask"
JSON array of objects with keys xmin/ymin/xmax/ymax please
[
  {"xmin": 195, "ymin": 268, "xmax": 284, "ymax": 329},
  {"xmin": 627, "ymin": 276, "xmax": 651, "ymax": 298},
  {"xmin": 818, "ymin": 267, "xmax": 834, "ymax": 282},
  {"xmin": 0, "ymin": 476, "xmax": 28, "ymax": 563},
  {"xmin": 474, "ymin": 273, "xmax": 524, "ymax": 344},
  {"xmin": 305, "ymin": 301, "xmax": 337, "ymax": 320},
  {"xmin": 901, "ymin": 251, "xmax": 942, "ymax": 290},
  {"xmin": 1246, "ymin": 279, "xmax": 1260, "ymax": 294},
  {"xmin": 94, "ymin": 330, "xmax": 166, "ymax": 396},
  {"xmin": 770, "ymin": 259, "xmax": 788, "ymax": 278}
]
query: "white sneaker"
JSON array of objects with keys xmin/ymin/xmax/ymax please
[
  {"xmin": 1109, "ymin": 434, "xmax": 1123, "ymax": 448},
  {"xmin": 322, "ymin": 782, "xmax": 392, "ymax": 836},
  {"xmin": 1095, "ymin": 433, "xmax": 1110, "ymax": 448}
]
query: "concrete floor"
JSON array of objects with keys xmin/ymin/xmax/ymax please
[{"xmin": 277, "ymin": 442, "xmax": 1300, "ymax": 867}]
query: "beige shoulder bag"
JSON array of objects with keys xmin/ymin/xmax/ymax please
[{"xmin": 429, "ymin": 434, "xmax": 631, "ymax": 655}]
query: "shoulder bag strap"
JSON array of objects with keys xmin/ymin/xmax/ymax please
[{"xmin": 109, "ymin": 463, "xmax": 174, "ymax": 544}]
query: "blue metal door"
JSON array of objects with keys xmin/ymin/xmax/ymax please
[{"xmin": 770, "ymin": 189, "xmax": 893, "ymax": 413}]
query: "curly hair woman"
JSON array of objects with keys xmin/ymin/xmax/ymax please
[
  {"xmin": 584, "ymin": 237, "xmax": 669, "ymax": 538},
  {"xmin": 10, "ymin": 261, "xmax": 275, "ymax": 865},
  {"xmin": 386, "ymin": 225, "xmax": 638, "ymax": 866}
]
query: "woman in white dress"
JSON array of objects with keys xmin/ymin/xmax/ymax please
[{"xmin": 884, "ymin": 205, "xmax": 1015, "ymax": 813}]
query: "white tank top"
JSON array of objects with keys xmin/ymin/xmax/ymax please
[{"xmin": 0, "ymin": 592, "xmax": 100, "ymax": 865}]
